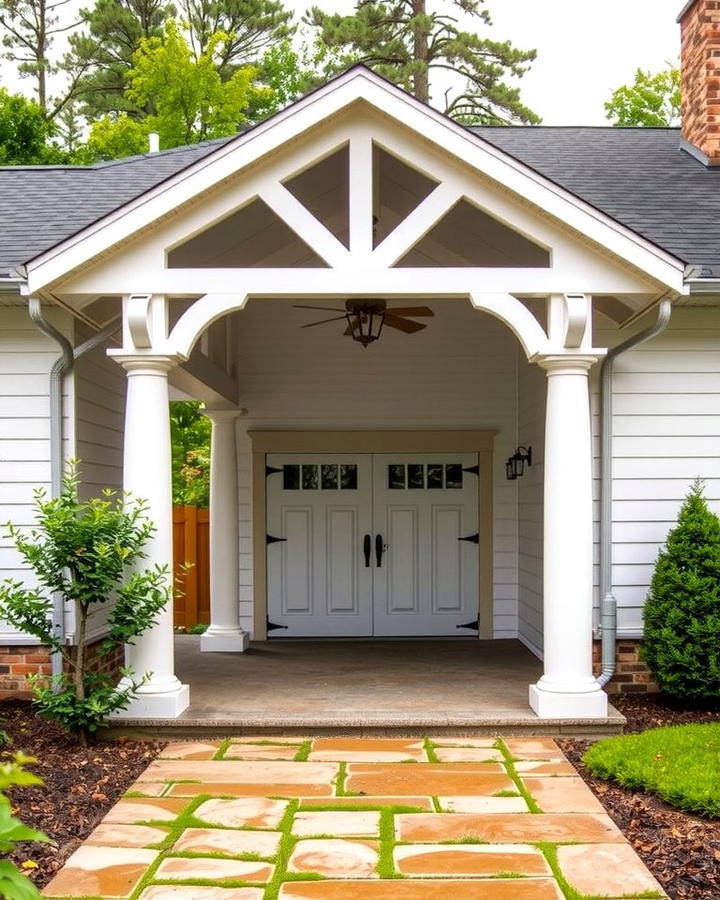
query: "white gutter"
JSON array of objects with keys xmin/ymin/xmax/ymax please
[
  {"xmin": 597, "ymin": 296, "xmax": 673, "ymax": 687},
  {"xmin": 27, "ymin": 296, "xmax": 120, "ymax": 680}
]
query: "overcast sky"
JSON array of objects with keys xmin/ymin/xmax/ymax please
[
  {"xmin": 294, "ymin": 0, "xmax": 682, "ymax": 125},
  {"xmin": 6, "ymin": 0, "xmax": 683, "ymax": 126}
]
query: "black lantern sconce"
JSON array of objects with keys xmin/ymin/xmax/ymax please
[
  {"xmin": 506, "ymin": 445, "xmax": 532, "ymax": 480},
  {"xmin": 345, "ymin": 299, "xmax": 386, "ymax": 347}
]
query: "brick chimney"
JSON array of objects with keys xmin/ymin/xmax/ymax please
[{"xmin": 679, "ymin": 0, "xmax": 720, "ymax": 164}]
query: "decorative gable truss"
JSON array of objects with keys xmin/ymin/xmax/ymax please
[{"xmin": 25, "ymin": 68, "xmax": 686, "ymax": 363}]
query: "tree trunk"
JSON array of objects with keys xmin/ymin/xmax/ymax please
[
  {"xmin": 412, "ymin": 0, "xmax": 429, "ymax": 103},
  {"xmin": 74, "ymin": 603, "xmax": 88, "ymax": 747}
]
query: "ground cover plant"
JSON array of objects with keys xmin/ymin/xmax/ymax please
[
  {"xmin": 0, "ymin": 752, "xmax": 47, "ymax": 899},
  {"xmin": 0, "ymin": 463, "xmax": 170, "ymax": 744},
  {"xmin": 583, "ymin": 723, "xmax": 720, "ymax": 818},
  {"xmin": 642, "ymin": 480, "xmax": 720, "ymax": 701}
]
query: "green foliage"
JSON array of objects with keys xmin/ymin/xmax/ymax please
[
  {"xmin": 0, "ymin": 89, "xmax": 67, "ymax": 164},
  {"xmin": 0, "ymin": 755, "xmax": 48, "ymax": 900},
  {"xmin": 87, "ymin": 112, "xmax": 151, "ymax": 161},
  {"xmin": 170, "ymin": 401, "xmax": 211, "ymax": 507},
  {"xmin": 0, "ymin": 462, "xmax": 170, "ymax": 741},
  {"xmin": 583, "ymin": 724, "xmax": 720, "ymax": 818},
  {"xmin": 254, "ymin": 34, "xmax": 340, "ymax": 117},
  {"xmin": 642, "ymin": 480, "xmax": 720, "ymax": 701},
  {"xmin": 605, "ymin": 64, "xmax": 681, "ymax": 127},
  {"xmin": 306, "ymin": 0, "xmax": 539, "ymax": 124}
]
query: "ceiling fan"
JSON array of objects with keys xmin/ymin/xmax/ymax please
[{"xmin": 294, "ymin": 299, "xmax": 434, "ymax": 347}]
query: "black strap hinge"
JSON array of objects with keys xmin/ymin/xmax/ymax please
[
  {"xmin": 458, "ymin": 533, "xmax": 479, "ymax": 544},
  {"xmin": 266, "ymin": 465, "xmax": 283, "ymax": 477},
  {"xmin": 457, "ymin": 619, "xmax": 479, "ymax": 631},
  {"xmin": 463, "ymin": 465, "xmax": 480, "ymax": 476},
  {"xmin": 267, "ymin": 618, "xmax": 289, "ymax": 631},
  {"xmin": 266, "ymin": 534, "xmax": 287, "ymax": 545}
]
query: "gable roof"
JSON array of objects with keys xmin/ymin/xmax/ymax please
[{"xmin": 1, "ymin": 86, "xmax": 718, "ymax": 279}]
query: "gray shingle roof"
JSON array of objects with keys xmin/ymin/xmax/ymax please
[{"xmin": 1, "ymin": 124, "xmax": 719, "ymax": 277}]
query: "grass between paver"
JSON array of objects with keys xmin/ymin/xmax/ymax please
[
  {"xmin": 583, "ymin": 723, "xmax": 720, "ymax": 818},
  {"xmin": 42, "ymin": 737, "xmax": 665, "ymax": 900}
]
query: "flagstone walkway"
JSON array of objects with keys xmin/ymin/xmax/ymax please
[{"xmin": 42, "ymin": 736, "xmax": 666, "ymax": 900}]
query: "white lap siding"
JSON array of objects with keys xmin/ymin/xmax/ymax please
[
  {"xmin": 0, "ymin": 303, "xmax": 73, "ymax": 644},
  {"xmin": 601, "ymin": 306, "xmax": 720, "ymax": 637}
]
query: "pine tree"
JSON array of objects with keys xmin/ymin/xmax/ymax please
[
  {"xmin": 306, "ymin": 0, "xmax": 539, "ymax": 124},
  {"xmin": 642, "ymin": 480, "xmax": 720, "ymax": 701}
]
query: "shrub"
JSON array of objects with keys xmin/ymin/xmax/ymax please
[
  {"xmin": 642, "ymin": 480, "xmax": 720, "ymax": 701},
  {"xmin": 0, "ymin": 462, "xmax": 170, "ymax": 744},
  {"xmin": 0, "ymin": 754, "xmax": 47, "ymax": 899}
]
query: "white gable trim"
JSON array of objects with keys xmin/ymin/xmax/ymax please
[{"xmin": 26, "ymin": 67, "xmax": 685, "ymax": 296}]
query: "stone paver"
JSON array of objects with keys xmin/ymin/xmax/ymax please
[
  {"xmin": 43, "ymin": 846, "xmax": 158, "ymax": 898},
  {"xmin": 288, "ymin": 839, "xmax": 379, "ymax": 878},
  {"xmin": 154, "ymin": 857, "xmax": 274, "ymax": 882},
  {"xmin": 397, "ymin": 812, "xmax": 626, "ymax": 843},
  {"xmin": 42, "ymin": 736, "xmax": 667, "ymax": 900},
  {"xmin": 557, "ymin": 843, "xmax": 667, "ymax": 897},
  {"xmin": 139, "ymin": 888, "xmax": 264, "ymax": 900},
  {"xmin": 194, "ymin": 797, "xmax": 288, "ymax": 828},
  {"xmin": 279, "ymin": 881, "xmax": 564, "ymax": 898},
  {"xmin": 346, "ymin": 762, "xmax": 512, "ymax": 796},
  {"xmin": 85, "ymin": 823, "xmax": 169, "ymax": 847},
  {"xmin": 394, "ymin": 843, "xmax": 552, "ymax": 877},
  {"xmin": 308, "ymin": 738, "xmax": 426, "ymax": 762},
  {"xmin": 292, "ymin": 810, "xmax": 380, "ymax": 836},
  {"xmin": 172, "ymin": 827, "xmax": 282, "ymax": 856}
]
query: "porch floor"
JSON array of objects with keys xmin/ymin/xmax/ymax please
[{"xmin": 114, "ymin": 638, "xmax": 625, "ymax": 738}]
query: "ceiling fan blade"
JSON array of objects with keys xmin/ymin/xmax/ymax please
[
  {"xmin": 387, "ymin": 306, "xmax": 435, "ymax": 317},
  {"xmin": 343, "ymin": 325, "xmax": 352, "ymax": 336},
  {"xmin": 301, "ymin": 315, "xmax": 348, "ymax": 328},
  {"xmin": 294, "ymin": 304, "xmax": 346, "ymax": 312},
  {"xmin": 384, "ymin": 313, "xmax": 427, "ymax": 334}
]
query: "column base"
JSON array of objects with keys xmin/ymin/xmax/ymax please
[
  {"xmin": 529, "ymin": 683, "xmax": 608, "ymax": 719},
  {"xmin": 110, "ymin": 684, "xmax": 190, "ymax": 720},
  {"xmin": 201, "ymin": 630, "xmax": 250, "ymax": 653}
]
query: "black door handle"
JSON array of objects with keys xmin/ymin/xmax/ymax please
[
  {"xmin": 363, "ymin": 534, "xmax": 371, "ymax": 567},
  {"xmin": 375, "ymin": 533, "xmax": 385, "ymax": 567}
]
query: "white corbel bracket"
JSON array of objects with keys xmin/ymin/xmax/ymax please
[
  {"xmin": 563, "ymin": 293, "xmax": 589, "ymax": 349},
  {"xmin": 127, "ymin": 293, "xmax": 153, "ymax": 349}
]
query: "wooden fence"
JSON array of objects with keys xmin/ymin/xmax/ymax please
[{"xmin": 173, "ymin": 505, "xmax": 210, "ymax": 628}]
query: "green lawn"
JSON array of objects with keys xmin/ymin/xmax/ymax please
[{"xmin": 583, "ymin": 723, "xmax": 720, "ymax": 818}]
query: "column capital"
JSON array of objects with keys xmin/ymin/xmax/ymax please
[
  {"xmin": 203, "ymin": 406, "xmax": 247, "ymax": 424},
  {"xmin": 535, "ymin": 353, "xmax": 600, "ymax": 374},
  {"xmin": 109, "ymin": 352, "xmax": 181, "ymax": 374}
]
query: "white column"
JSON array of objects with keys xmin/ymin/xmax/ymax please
[
  {"xmin": 114, "ymin": 355, "xmax": 190, "ymax": 718},
  {"xmin": 529, "ymin": 355, "xmax": 608, "ymax": 718},
  {"xmin": 201, "ymin": 408, "xmax": 249, "ymax": 652}
]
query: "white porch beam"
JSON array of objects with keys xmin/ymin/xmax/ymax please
[
  {"xmin": 529, "ymin": 354, "xmax": 608, "ymax": 719},
  {"xmin": 201, "ymin": 407, "xmax": 249, "ymax": 653},
  {"xmin": 111, "ymin": 354, "xmax": 190, "ymax": 719},
  {"xmin": 370, "ymin": 182, "xmax": 463, "ymax": 270},
  {"xmin": 259, "ymin": 181, "xmax": 350, "ymax": 269},
  {"xmin": 63, "ymin": 266, "xmax": 656, "ymax": 300}
]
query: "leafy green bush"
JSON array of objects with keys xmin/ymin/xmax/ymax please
[
  {"xmin": 642, "ymin": 480, "xmax": 720, "ymax": 701},
  {"xmin": 0, "ymin": 463, "xmax": 170, "ymax": 743},
  {"xmin": 583, "ymin": 724, "xmax": 720, "ymax": 818},
  {"xmin": 0, "ymin": 754, "xmax": 48, "ymax": 899}
]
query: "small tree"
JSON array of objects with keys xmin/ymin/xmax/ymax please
[
  {"xmin": 0, "ymin": 463, "xmax": 170, "ymax": 744},
  {"xmin": 642, "ymin": 480, "xmax": 720, "ymax": 701}
]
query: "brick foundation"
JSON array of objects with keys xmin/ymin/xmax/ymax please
[
  {"xmin": 593, "ymin": 639, "xmax": 659, "ymax": 695},
  {"xmin": 0, "ymin": 640, "xmax": 125, "ymax": 700}
]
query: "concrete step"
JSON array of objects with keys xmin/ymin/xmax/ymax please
[{"xmin": 109, "ymin": 707, "xmax": 625, "ymax": 741}]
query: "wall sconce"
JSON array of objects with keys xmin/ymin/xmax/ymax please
[{"xmin": 506, "ymin": 445, "xmax": 532, "ymax": 480}]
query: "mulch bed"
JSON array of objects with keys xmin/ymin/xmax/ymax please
[
  {"xmin": 1, "ymin": 699, "xmax": 165, "ymax": 889},
  {"xmin": 559, "ymin": 694, "xmax": 720, "ymax": 900},
  {"xmin": 2, "ymin": 695, "xmax": 720, "ymax": 896}
]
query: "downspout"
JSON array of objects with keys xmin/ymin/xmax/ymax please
[
  {"xmin": 596, "ymin": 295, "xmax": 673, "ymax": 687},
  {"xmin": 27, "ymin": 296, "xmax": 120, "ymax": 679}
]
